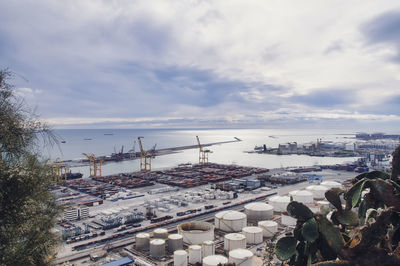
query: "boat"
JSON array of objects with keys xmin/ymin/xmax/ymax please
[
  {"xmin": 61, "ymin": 140, "xmax": 66, "ymax": 143},
  {"xmin": 104, "ymin": 133, "xmax": 114, "ymax": 136},
  {"xmin": 83, "ymin": 138, "xmax": 92, "ymax": 141},
  {"xmin": 65, "ymin": 172, "xmax": 83, "ymax": 180}
]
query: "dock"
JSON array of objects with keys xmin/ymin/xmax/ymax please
[{"xmin": 64, "ymin": 138, "xmax": 241, "ymax": 167}]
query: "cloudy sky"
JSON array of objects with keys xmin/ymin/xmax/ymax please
[{"xmin": 1, "ymin": 0, "xmax": 400, "ymax": 130}]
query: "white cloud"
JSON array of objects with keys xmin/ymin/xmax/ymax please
[{"xmin": 1, "ymin": 0, "xmax": 400, "ymax": 129}]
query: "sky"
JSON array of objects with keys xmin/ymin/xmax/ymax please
[{"xmin": 1, "ymin": 0, "xmax": 400, "ymax": 131}]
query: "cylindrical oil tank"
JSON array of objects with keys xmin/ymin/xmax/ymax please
[
  {"xmin": 281, "ymin": 213, "xmax": 297, "ymax": 226},
  {"xmin": 291, "ymin": 190, "xmax": 314, "ymax": 204},
  {"xmin": 321, "ymin": 181, "xmax": 342, "ymax": 189},
  {"xmin": 306, "ymin": 185, "xmax": 329, "ymax": 199},
  {"xmin": 224, "ymin": 233, "xmax": 246, "ymax": 251},
  {"xmin": 289, "ymin": 190, "xmax": 299, "ymax": 198},
  {"xmin": 215, "ymin": 210, "xmax": 247, "ymax": 232},
  {"xmin": 188, "ymin": 245, "xmax": 202, "ymax": 264},
  {"xmin": 135, "ymin": 233, "xmax": 150, "ymax": 250},
  {"xmin": 153, "ymin": 228, "xmax": 168, "ymax": 239},
  {"xmin": 308, "ymin": 204, "xmax": 321, "ymax": 214},
  {"xmin": 202, "ymin": 240, "xmax": 215, "ymax": 258},
  {"xmin": 228, "ymin": 248, "xmax": 254, "ymax": 266},
  {"xmin": 177, "ymin": 221, "xmax": 214, "ymax": 245},
  {"xmin": 258, "ymin": 220, "xmax": 278, "ymax": 238},
  {"xmin": 244, "ymin": 202, "xmax": 274, "ymax": 222},
  {"xmin": 173, "ymin": 250, "xmax": 188, "ymax": 266},
  {"xmin": 268, "ymin": 196, "xmax": 290, "ymax": 212},
  {"xmin": 317, "ymin": 200, "xmax": 330, "ymax": 207},
  {"xmin": 167, "ymin": 234, "xmax": 183, "ymax": 253},
  {"xmin": 242, "ymin": 226, "xmax": 263, "ymax": 244},
  {"xmin": 150, "ymin": 239, "xmax": 165, "ymax": 258},
  {"xmin": 203, "ymin": 255, "xmax": 228, "ymax": 266}
]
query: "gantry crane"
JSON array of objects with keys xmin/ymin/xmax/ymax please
[
  {"xmin": 196, "ymin": 136, "xmax": 212, "ymax": 164},
  {"xmin": 82, "ymin": 153, "xmax": 103, "ymax": 177},
  {"xmin": 137, "ymin": 137, "xmax": 155, "ymax": 171},
  {"xmin": 51, "ymin": 158, "xmax": 69, "ymax": 182},
  {"xmin": 128, "ymin": 139, "xmax": 136, "ymax": 159}
]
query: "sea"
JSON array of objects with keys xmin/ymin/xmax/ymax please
[{"xmin": 44, "ymin": 128, "xmax": 359, "ymax": 177}]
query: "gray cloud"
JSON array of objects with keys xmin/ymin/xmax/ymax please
[
  {"xmin": 0, "ymin": 1, "xmax": 399, "ymax": 129},
  {"xmin": 289, "ymin": 89, "xmax": 356, "ymax": 108},
  {"xmin": 324, "ymin": 40, "xmax": 344, "ymax": 54},
  {"xmin": 362, "ymin": 10, "xmax": 400, "ymax": 61}
]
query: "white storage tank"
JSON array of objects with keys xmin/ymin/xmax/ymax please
[
  {"xmin": 167, "ymin": 234, "xmax": 183, "ymax": 252},
  {"xmin": 173, "ymin": 250, "xmax": 188, "ymax": 266},
  {"xmin": 229, "ymin": 248, "xmax": 254, "ymax": 266},
  {"xmin": 281, "ymin": 213, "xmax": 297, "ymax": 226},
  {"xmin": 188, "ymin": 245, "xmax": 202, "ymax": 264},
  {"xmin": 215, "ymin": 210, "xmax": 247, "ymax": 232},
  {"xmin": 135, "ymin": 233, "xmax": 150, "ymax": 250},
  {"xmin": 203, "ymin": 255, "xmax": 228, "ymax": 266},
  {"xmin": 308, "ymin": 203, "xmax": 321, "ymax": 214},
  {"xmin": 317, "ymin": 200, "xmax": 330, "ymax": 207},
  {"xmin": 153, "ymin": 228, "xmax": 168, "ymax": 239},
  {"xmin": 289, "ymin": 190, "xmax": 299, "ymax": 198},
  {"xmin": 150, "ymin": 239, "xmax": 165, "ymax": 258},
  {"xmin": 177, "ymin": 221, "xmax": 214, "ymax": 245},
  {"xmin": 268, "ymin": 196, "xmax": 290, "ymax": 212},
  {"xmin": 242, "ymin": 226, "xmax": 263, "ymax": 244},
  {"xmin": 321, "ymin": 181, "xmax": 342, "ymax": 189},
  {"xmin": 224, "ymin": 233, "xmax": 247, "ymax": 251},
  {"xmin": 202, "ymin": 240, "xmax": 215, "ymax": 258},
  {"xmin": 291, "ymin": 190, "xmax": 314, "ymax": 204},
  {"xmin": 258, "ymin": 220, "xmax": 278, "ymax": 238},
  {"xmin": 244, "ymin": 202, "xmax": 274, "ymax": 222},
  {"xmin": 306, "ymin": 185, "xmax": 329, "ymax": 199}
]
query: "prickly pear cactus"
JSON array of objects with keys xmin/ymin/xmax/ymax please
[{"xmin": 274, "ymin": 147, "xmax": 400, "ymax": 265}]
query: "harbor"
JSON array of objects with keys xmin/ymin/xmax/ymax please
[
  {"xmin": 53, "ymin": 160, "xmax": 363, "ymax": 265},
  {"xmin": 251, "ymin": 136, "xmax": 397, "ymax": 172},
  {"xmin": 51, "ymin": 132, "xmax": 396, "ymax": 265}
]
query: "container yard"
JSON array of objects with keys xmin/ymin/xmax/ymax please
[
  {"xmin": 153, "ymin": 163, "xmax": 269, "ymax": 188},
  {"xmin": 53, "ymin": 163, "xmax": 360, "ymax": 265}
]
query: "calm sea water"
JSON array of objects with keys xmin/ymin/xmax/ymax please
[{"xmin": 44, "ymin": 129, "xmax": 358, "ymax": 177}]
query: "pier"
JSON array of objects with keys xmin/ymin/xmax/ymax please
[{"xmin": 64, "ymin": 138, "xmax": 241, "ymax": 167}]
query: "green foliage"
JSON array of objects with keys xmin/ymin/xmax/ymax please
[
  {"xmin": 392, "ymin": 146, "xmax": 400, "ymax": 181},
  {"xmin": 275, "ymin": 148, "xmax": 400, "ymax": 265},
  {"xmin": 332, "ymin": 210, "xmax": 359, "ymax": 226},
  {"xmin": 0, "ymin": 69, "xmax": 61, "ymax": 265},
  {"xmin": 302, "ymin": 218, "xmax": 318, "ymax": 242},
  {"xmin": 287, "ymin": 201, "xmax": 314, "ymax": 221},
  {"xmin": 275, "ymin": 236, "xmax": 297, "ymax": 261},
  {"xmin": 324, "ymin": 188, "xmax": 345, "ymax": 211},
  {"xmin": 345, "ymin": 179, "xmax": 365, "ymax": 208},
  {"xmin": 316, "ymin": 214, "xmax": 344, "ymax": 253}
]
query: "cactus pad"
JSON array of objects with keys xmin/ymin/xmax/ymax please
[{"xmin": 275, "ymin": 236, "xmax": 297, "ymax": 261}]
